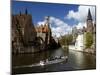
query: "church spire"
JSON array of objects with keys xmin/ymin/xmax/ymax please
[
  {"xmin": 45, "ymin": 16, "xmax": 50, "ymax": 24},
  {"xmin": 20, "ymin": 11, "xmax": 21, "ymax": 16},
  {"xmin": 45, "ymin": 16, "xmax": 50, "ymax": 27},
  {"xmin": 87, "ymin": 8, "xmax": 92, "ymax": 21},
  {"xmin": 25, "ymin": 9, "xmax": 28, "ymax": 15}
]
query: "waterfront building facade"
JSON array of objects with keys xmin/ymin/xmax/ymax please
[
  {"xmin": 71, "ymin": 9, "xmax": 96, "ymax": 54},
  {"xmin": 12, "ymin": 10, "xmax": 60, "ymax": 54}
]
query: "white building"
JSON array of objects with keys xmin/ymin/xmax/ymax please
[
  {"xmin": 69, "ymin": 27, "xmax": 85, "ymax": 52},
  {"xmin": 74, "ymin": 34, "xmax": 84, "ymax": 51}
]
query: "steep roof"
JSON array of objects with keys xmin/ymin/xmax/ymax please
[{"xmin": 87, "ymin": 9, "xmax": 92, "ymax": 21}]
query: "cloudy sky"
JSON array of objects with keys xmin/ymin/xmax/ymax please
[{"xmin": 12, "ymin": 1, "xmax": 96, "ymax": 37}]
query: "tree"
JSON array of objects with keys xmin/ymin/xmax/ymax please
[
  {"xmin": 59, "ymin": 34, "xmax": 73, "ymax": 45},
  {"xmin": 85, "ymin": 32, "xmax": 93, "ymax": 48},
  {"xmin": 66, "ymin": 34, "xmax": 73, "ymax": 45}
]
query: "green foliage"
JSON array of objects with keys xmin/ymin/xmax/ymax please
[
  {"xmin": 85, "ymin": 32, "xmax": 93, "ymax": 48},
  {"xmin": 59, "ymin": 34, "xmax": 73, "ymax": 45}
]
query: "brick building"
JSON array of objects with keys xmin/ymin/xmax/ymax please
[
  {"xmin": 12, "ymin": 10, "xmax": 60, "ymax": 54},
  {"xmin": 35, "ymin": 16, "xmax": 59, "ymax": 50},
  {"xmin": 12, "ymin": 9, "xmax": 36, "ymax": 53}
]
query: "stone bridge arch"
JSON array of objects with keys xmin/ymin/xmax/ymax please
[
  {"xmin": 36, "ymin": 37, "xmax": 46, "ymax": 50},
  {"xmin": 37, "ymin": 37, "xmax": 45, "ymax": 44}
]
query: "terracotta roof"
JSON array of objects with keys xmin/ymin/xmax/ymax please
[{"xmin": 35, "ymin": 25, "xmax": 49, "ymax": 33}]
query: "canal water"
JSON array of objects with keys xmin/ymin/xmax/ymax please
[{"xmin": 12, "ymin": 48, "xmax": 96, "ymax": 74}]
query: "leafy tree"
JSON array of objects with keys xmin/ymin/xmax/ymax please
[
  {"xmin": 85, "ymin": 32, "xmax": 93, "ymax": 48},
  {"xmin": 59, "ymin": 34, "xmax": 73, "ymax": 45}
]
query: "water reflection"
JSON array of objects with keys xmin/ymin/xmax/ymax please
[
  {"xmin": 12, "ymin": 48, "xmax": 96, "ymax": 74},
  {"xmin": 67, "ymin": 50, "xmax": 96, "ymax": 69},
  {"xmin": 12, "ymin": 48, "xmax": 68, "ymax": 66}
]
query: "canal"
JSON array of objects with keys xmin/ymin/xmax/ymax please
[{"xmin": 12, "ymin": 48, "xmax": 96, "ymax": 74}]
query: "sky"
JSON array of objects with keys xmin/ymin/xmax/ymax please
[{"xmin": 12, "ymin": 1, "xmax": 96, "ymax": 37}]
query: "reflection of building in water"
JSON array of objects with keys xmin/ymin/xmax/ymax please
[
  {"xmin": 12, "ymin": 10, "xmax": 60, "ymax": 54},
  {"xmin": 71, "ymin": 9, "xmax": 96, "ymax": 54}
]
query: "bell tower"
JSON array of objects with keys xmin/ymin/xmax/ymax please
[
  {"xmin": 86, "ymin": 9, "xmax": 93, "ymax": 33},
  {"xmin": 44, "ymin": 16, "xmax": 52, "ymax": 45}
]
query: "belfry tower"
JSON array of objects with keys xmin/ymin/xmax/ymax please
[
  {"xmin": 86, "ymin": 9, "xmax": 93, "ymax": 33},
  {"xmin": 44, "ymin": 16, "xmax": 52, "ymax": 45}
]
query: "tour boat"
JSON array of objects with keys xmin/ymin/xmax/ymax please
[
  {"xmin": 14, "ymin": 56, "xmax": 68, "ymax": 68},
  {"xmin": 39, "ymin": 56, "xmax": 68, "ymax": 66},
  {"xmin": 40, "ymin": 61, "xmax": 45, "ymax": 66}
]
